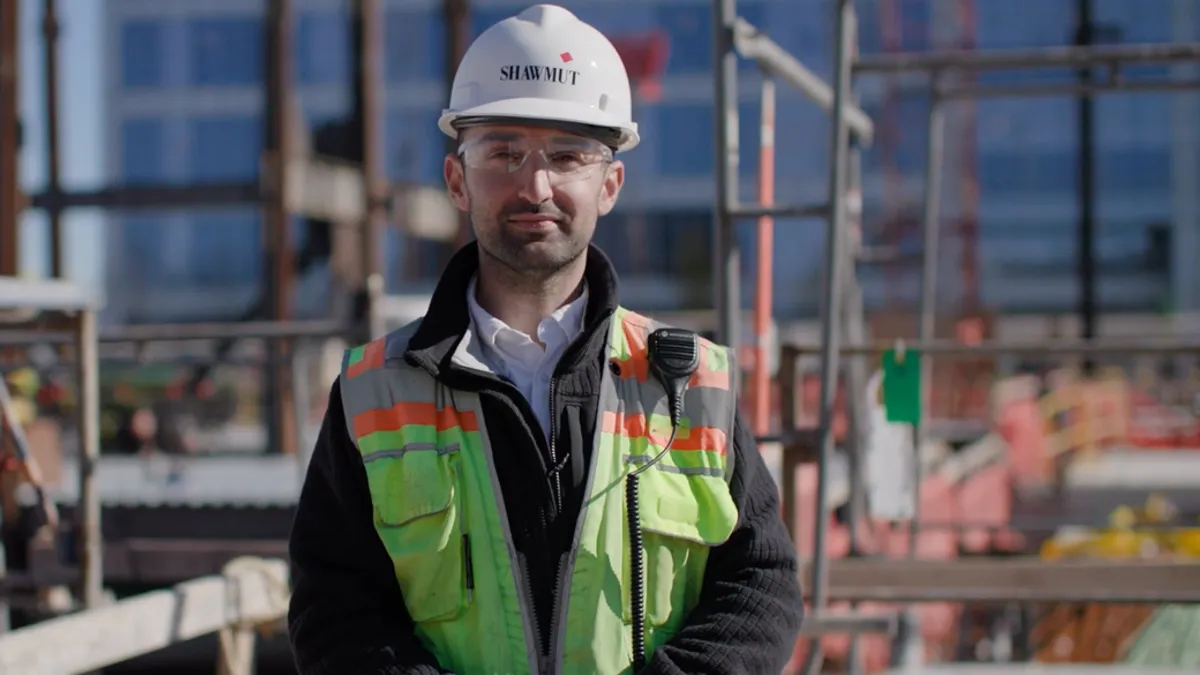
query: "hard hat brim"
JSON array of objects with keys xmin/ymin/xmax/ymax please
[{"xmin": 439, "ymin": 97, "xmax": 640, "ymax": 153}]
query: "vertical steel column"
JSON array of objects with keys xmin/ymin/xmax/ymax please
[
  {"xmin": 1075, "ymin": 0, "xmax": 1097, "ymax": 359},
  {"xmin": 751, "ymin": 73, "xmax": 776, "ymax": 436},
  {"xmin": 263, "ymin": 0, "xmax": 296, "ymax": 454},
  {"xmin": 42, "ymin": 0, "xmax": 64, "ymax": 277},
  {"xmin": 0, "ymin": 0, "xmax": 20, "ymax": 277},
  {"xmin": 712, "ymin": 0, "xmax": 741, "ymax": 348},
  {"xmin": 897, "ymin": 88, "xmax": 946, "ymax": 670},
  {"xmin": 843, "ymin": 150, "xmax": 870, "ymax": 675},
  {"xmin": 802, "ymin": 1, "xmax": 855, "ymax": 673},
  {"xmin": 443, "ymin": 0, "xmax": 471, "ymax": 254},
  {"xmin": 75, "ymin": 309, "xmax": 102, "ymax": 610},
  {"xmin": 353, "ymin": 0, "xmax": 385, "ymax": 339}
]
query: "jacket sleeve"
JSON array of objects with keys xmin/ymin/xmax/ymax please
[
  {"xmin": 641, "ymin": 413, "xmax": 805, "ymax": 675},
  {"xmin": 287, "ymin": 379, "xmax": 455, "ymax": 675}
]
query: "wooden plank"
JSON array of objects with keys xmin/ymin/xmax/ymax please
[
  {"xmin": 804, "ymin": 557, "xmax": 1200, "ymax": 603},
  {"xmin": 0, "ymin": 557, "xmax": 288, "ymax": 675}
]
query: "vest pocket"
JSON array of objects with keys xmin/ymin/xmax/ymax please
[
  {"xmin": 627, "ymin": 472, "xmax": 739, "ymax": 631},
  {"xmin": 366, "ymin": 450, "xmax": 469, "ymax": 623}
]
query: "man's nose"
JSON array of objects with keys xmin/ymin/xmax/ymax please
[{"xmin": 515, "ymin": 154, "xmax": 555, "ymax": 204}]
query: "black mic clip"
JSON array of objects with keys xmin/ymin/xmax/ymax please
[{"xmin": 647, "ymin": 328, "xmax": 700, "ymax": 427}]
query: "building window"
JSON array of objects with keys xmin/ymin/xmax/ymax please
[
  {"xmin": 188, "ymin": 117, "xmax": 262, "ymax": 182},
  {"xmin": 123, "ymin": 216, "xmax": 166, "ymax": 286},
  {"xmin": 1096, "ymin": 147, "xmax": 1171, "ymax": 194},
  {"xmin": 121, "ymin": 118, "xmax": 166, "ymax": 184},
  {"xmin": 657, "ymin": 103, "xmax": 713, "ymax": 176},
  {"xmin": 595, "ymin": 209, "xmax": 712, "ymax": 278},
  {"xmin": 654, "ymin": 2, "xmax": 765, "ymax": 76},
  {"xmin": 979, "ymin": 149, "xmax": 1077, "ymax": 194},
  {"xmin": 296, "ymin": 10, "xmax": 350, "ymax": 85},
  {"xmin": 385, "ymin": 8, "xmax": 445, "ymax": 82},
  {"xmin": 190, "ymin": 212, "xmax": 263, "ymax": 286},
  {"xmin": 121, "ymin": 20, "xmax": 166, "ymax": 88},
  {"xmin": 187, "ymin": 18, "xmax": 263, "ymax": 87},
  {"xmin": 386, "ymin": 108, "xmax": 446, "ymax": 185}
]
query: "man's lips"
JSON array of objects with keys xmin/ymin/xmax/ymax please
[{"xmin": 506, "ymin": 215, "xmax": 561, "ymax": 230}]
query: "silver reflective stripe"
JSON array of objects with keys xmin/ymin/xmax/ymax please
[
  {"xmin": 362, "ymin": 443, "xmax": 460, "ymax": 463},
  {"xmin": 622, "ymin": 454, "xmax": 725, "ymax": 478}
]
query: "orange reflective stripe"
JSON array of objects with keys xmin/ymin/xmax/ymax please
[
  {"xmin": 353, "ymin": 401, "xmax": 480, "ymax": 438},
  {"xmin": 617, "ymin": 314, "xmax": 651, "ymax": 382},
  {"xmin": 601, "ymin": 410, "xmax": 728, "ymax": 455},
  {"xmin": 346, "ymin": 338, "xmax": 387, "ymax": 379}
]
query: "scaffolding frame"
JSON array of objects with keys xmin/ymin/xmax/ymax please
[
  {"xmin": 0, "ymin": 279, "xmax": 103, "ymax": 629},
  {"xmin": 0, "ymin": 0, "xmax": 392, "ymax": 458},
  {"xmin": 712, "ymin": 0, "xmax": 1200, "ymax": 672}
]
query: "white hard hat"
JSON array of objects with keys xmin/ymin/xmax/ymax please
[{"xmin": 438, "ymin": 4, "xmax": 640, "ymax": 152}]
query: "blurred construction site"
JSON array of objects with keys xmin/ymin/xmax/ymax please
[{"xmin": 0, "ymin": 0, "xmax": 1199, "ymax": 673}]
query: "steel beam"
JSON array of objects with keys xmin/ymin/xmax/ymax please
[
  {"xmin": 854, "ymin": 41, "xmax": 1200, "ymax": 74},
  {"xmin": 74, "ymin": 309, "xmax": 103, "ymax": 610},
  {"xmin": 802, "ymin": 558, "xmax": 1200, "ymax": 604},
  {"xmin": 802, "ymin": 2, "xmax": 855, "ymax": 673},
  {"xmin": 783, "ymin": 339, "xmax": 1200, "ymax": 357},
  {"xmin": 40, "ymin": 0, "xmax": 65, "ymax": 276},
  {"xmin": 729, "ymin": 202, "xmax": 829, "ymax": 219},
  {"xmin": 0, "ymin": 319, "xmax": 346, "ymax": 346},
  {"xmin": 0, "ymin": 277, "xmax": 101, "ymax": 312},
  {"xmin": 941, "ymin": 77, "xmax": 1200, "ymax": 100},
  {"xmin": 0, "ymin": 0, "xmax": 20, "ymax": 276},
  {"xmin": 27, "ymin": 183, "xmax": 261, "ymax": 210},
  {"xmin": 733, "ymin": 18, "xmax": 874, "ymax": 143},
  {"xmin": 712, "ymin": 0, "xmax": 741, "ymax": 348},
  {"xmin": 800, "ymin": 612, "xmax": 899, "ymax": 637}
]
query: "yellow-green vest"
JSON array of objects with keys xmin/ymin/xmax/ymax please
[{"xmin": 338, "ymin": 306, "xmax": 740, "ymax": 675}]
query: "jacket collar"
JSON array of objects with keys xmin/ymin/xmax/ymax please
[{"xmin": 405, "ymin": 240, "xmax": 621, "ymax": 375}]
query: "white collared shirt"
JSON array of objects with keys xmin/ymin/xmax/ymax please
[{"xmin": 466, "ymin": 276, "xmax": 588, "ymax": 438}]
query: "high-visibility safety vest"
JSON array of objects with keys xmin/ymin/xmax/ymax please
[{"xmin": 339, "ymin": 306, "xmax": 740, "ymax": 675}]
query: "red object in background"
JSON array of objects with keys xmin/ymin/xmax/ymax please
[
  {"xmin": 1125, "ymin": 388, "xmax": 1200, "ymax": 449},
  {"xmin": 609, "ymin": 31, "xmax": 669, "ymax": 102}
]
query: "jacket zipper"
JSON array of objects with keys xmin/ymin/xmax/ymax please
[{"xmin": 547, "ymin": 377, "xmax": 562, "ymax": 512}]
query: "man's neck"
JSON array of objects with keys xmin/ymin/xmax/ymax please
[{"xmin": 474, "ymin": 255, "xmax": 587, "ymax": 339}]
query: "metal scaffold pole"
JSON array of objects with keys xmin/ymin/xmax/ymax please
[
  {"xmin": 800, "ymin": 3, "xmax": 855, "ymax": 673},
  {"xmin": 41, "ymin": 0, "xmax": 64, "ymax": 277},
  {"xmin": 712, "ymin": 0, "xmax": 741, "ymax": 349},
  {"xmin": 263, "ymin": 0, "xmax": 297, "ymax": 455},
  {"xmin": 0, "ymin": 0, "xmax": 20, "ymax": 277}
]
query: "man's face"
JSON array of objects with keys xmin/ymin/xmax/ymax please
[{"xmin": 444, "ymin": 124, "xmax": 625, "ymax": 277}]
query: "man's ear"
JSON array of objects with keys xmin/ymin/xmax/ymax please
[
  {"xmin": 597, "ymin": 160, "xmax": 624, "ymax": 217},
  {"xmin": 444, "ymin": 154, "xmax": 469, "ymax": 211}
]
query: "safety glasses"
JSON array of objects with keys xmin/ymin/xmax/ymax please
[{"xmin": 458, "ymin": 132, "xmax": 614, "ymax": 185}]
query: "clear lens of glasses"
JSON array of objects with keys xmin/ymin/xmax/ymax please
[{"xmin": 458, "ymin": 134, "xmax": 613, "ymax": 184}]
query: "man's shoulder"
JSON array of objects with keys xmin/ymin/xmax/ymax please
[
  {"xmin": 614, "ymin": 307, "xmax": 735, "ymax": 355},
  {"xmin": 341, "ymin": 317, "xmax": 425, "ymax": 378}
]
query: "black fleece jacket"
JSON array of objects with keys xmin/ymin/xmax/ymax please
[{"xmin": 287, "ymin": 243, "xmax": 804, "ymax": 675}]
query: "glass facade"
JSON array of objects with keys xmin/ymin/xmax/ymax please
[{"xmin": 106, "ymin": 0, "xmax": 1197, "ymax": 323}]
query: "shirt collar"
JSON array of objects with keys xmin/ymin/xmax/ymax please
[{"xmin": 466, "ymin": 275, "xmax": 589, "ymax": 351}]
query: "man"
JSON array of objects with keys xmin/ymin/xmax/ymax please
[{"xmin": 287, "ymin": 5, "xmax": 803, "ymax": 674}]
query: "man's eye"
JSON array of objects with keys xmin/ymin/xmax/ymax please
[{"xmin": 549, "ymin": 152, "xmax": 585, "ymax": 166}]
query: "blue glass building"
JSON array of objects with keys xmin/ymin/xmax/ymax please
[{"xmin": 103, "ymin": 0, "xmax": 1200, "ymax": 324}]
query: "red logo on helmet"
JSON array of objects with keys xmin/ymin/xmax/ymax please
[{"xmin": 560, "ymin": 52, "xmax": 573, "ymax": 63}]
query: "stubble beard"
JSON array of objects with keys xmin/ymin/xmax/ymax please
[{"xmin": 471, "ymin": 203, "xmax": 588, "ymax": 281}]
